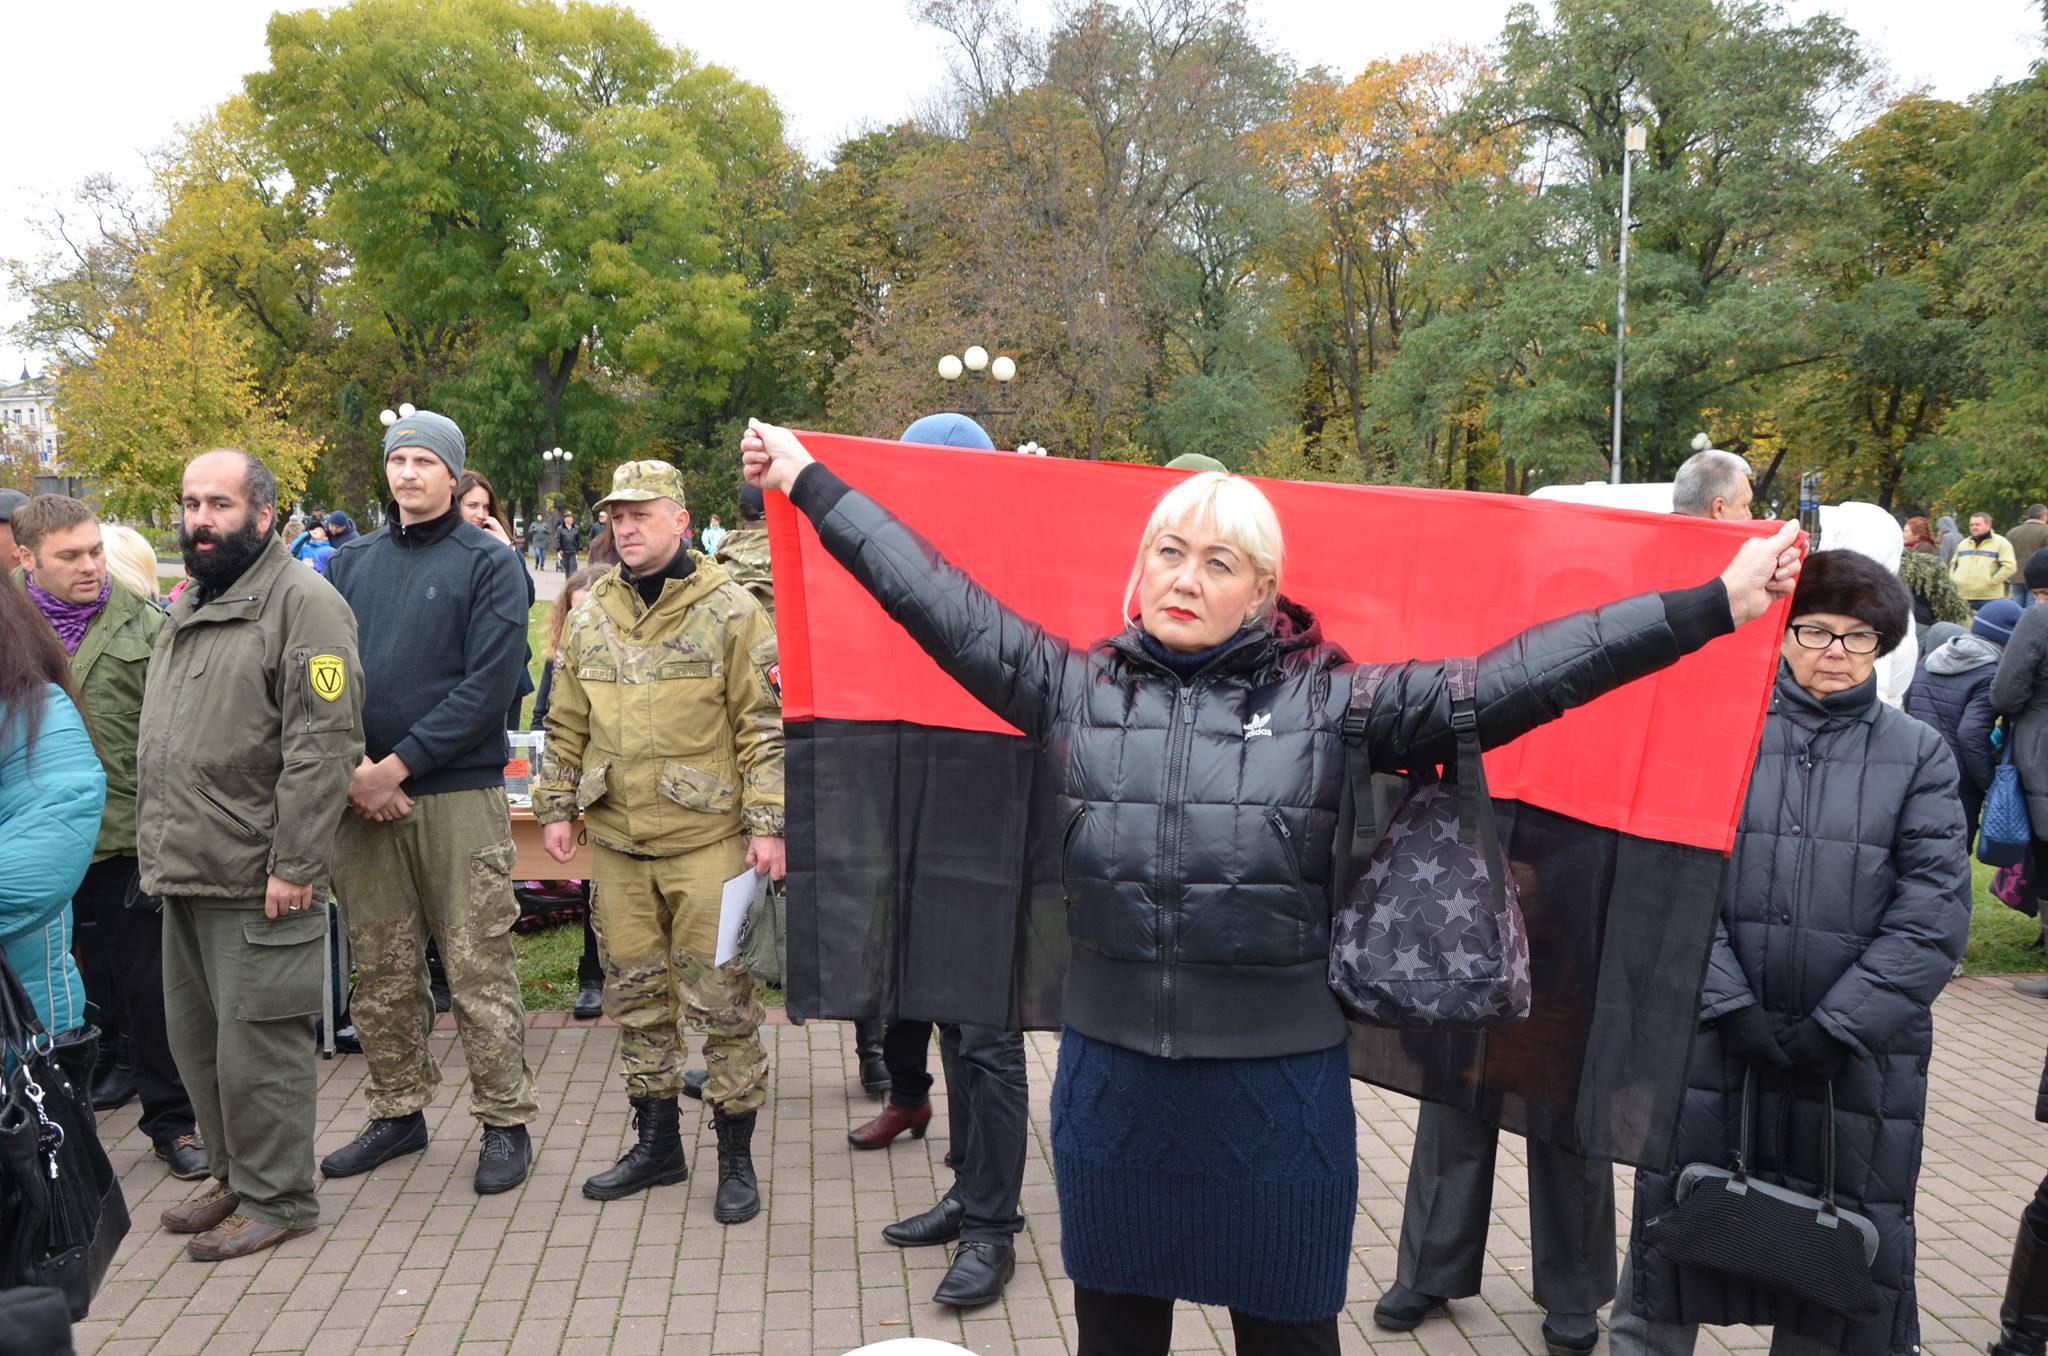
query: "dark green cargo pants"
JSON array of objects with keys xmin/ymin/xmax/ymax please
[{"xmin": 161, "ymin": 897, "xmax": 324, "ymax": 1229}]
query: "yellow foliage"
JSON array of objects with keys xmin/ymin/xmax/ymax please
[{"xmin": 56, "ymin": 282, "xmax": 323, "ymax": 519}]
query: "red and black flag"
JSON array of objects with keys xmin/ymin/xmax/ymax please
[{"xmin": 771, "ymin": 433, "xmax": 1783, "ymax": 1170}]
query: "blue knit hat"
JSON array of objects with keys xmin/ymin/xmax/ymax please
[
  {"xmin": 901, "ymin": 412, "xmax": 995, "ymax": 450},
  {"xmin": 1974, "ymin": 598, "xmax": 2023, "ymax": 646}
]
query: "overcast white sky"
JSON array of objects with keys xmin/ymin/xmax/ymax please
[{"xmin": 4, "ymin": 0, "xmax": 2043, "ymax": 379}]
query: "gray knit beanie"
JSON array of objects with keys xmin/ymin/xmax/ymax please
[{"xmin": 382, "ymin": 410, "xmax": 466, "ymax": 478}]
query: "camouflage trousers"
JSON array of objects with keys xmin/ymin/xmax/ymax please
[
  {"xmin": 589, "ymin": 837, "xmax": 767, "ymax": 1113},
  {"xmin": 334, "ymin": 787, "xmax": 539, "ymax": 1126}
]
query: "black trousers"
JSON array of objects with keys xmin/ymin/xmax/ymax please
[
  {"xmin": 1073, "ymin": 1286, "xmax": 1339, "ymax": 1356},
  {"xmin": 71, "ymin": 856, "xmax": 194, "ymax": 1146},
  {"xmin": 883, "ymin": 1018, "xmax": 937, "ymax": 1108},
  {"xmin": 1397, "ymin": 1099, "xmax": 1616, "ymax": 1313},
  {"xmin": 937, "ymin": 1022, "xmax": 1028, "ymax": 1245}
]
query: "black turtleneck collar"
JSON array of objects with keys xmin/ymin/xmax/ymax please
[
  {"xmin": 388, "ymin": 499, "xmax": 462, "ymax": 549},
  {"xmin": 1137, "ymin": 625, "xmax": 1250, "ymax": 680},
  {"xmin": 625, "ymin": 544, "xmax": 696, "ymax": 607}
]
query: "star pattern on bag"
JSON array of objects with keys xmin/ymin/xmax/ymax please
[{"xmin": 1329, "ymin": 780, "xmax": 1531, "ymax": 1030}]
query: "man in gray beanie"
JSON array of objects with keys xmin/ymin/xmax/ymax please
[{"xmin": 321, "ymin": 409, "xmax": 539, "ymax": 1194}]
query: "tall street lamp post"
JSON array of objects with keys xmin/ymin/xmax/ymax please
[{"xmin": 1610, "ymin": 118, "xmax": 1647, "ymax": 486}]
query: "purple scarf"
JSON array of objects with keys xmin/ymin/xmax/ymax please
[{"xmin": 27, "ymin": 576, "xmax": 110, "ymax": 654}]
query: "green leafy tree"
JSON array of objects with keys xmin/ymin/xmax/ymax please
[
  {"xmin": 1380, "ymin": 0, "xmax": 1867, "ymax": 485},
  {"xmin": 249, "ymin": 0, "xmax": 785, "ymax": 500},
  {"xmin": 1941, "ymin": 31, "xmax": 2048, "ymax": 513}
]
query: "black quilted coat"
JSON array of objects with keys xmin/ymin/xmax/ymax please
[
  {"xmin": 788, "ymin": 464, "xmax": 1734, "ymax": 1059},
  {"xmin": 1623, "ymin": 665, "xmax": 1970, "ymax": 1355}
]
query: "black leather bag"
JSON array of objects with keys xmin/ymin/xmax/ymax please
[
  {"xmin": 0, "ymin": 954, "xmax": 128, "ymax": 1320},
  {"xmin": 1644, "ymin": 1070, "xmax": 1881, "ymax": 1320},
  {"xmin": 1328, "ymin": 657, "xmax": 1532, "ymax": 1029}
]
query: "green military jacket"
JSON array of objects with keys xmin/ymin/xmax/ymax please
[
  {"xmin": 711, "ymin": 527, "xmax": 774, "ymax": 617},
  {"xmin": 70, "ymin": 581, "xmax": 158, "ymax": 862},
  {"xmin": 136, "ymin": 533, "xmax": 366, "ymax": 899},
  {"xmin": 534, "ymin": 553, "xmax": 784, "ymax": 856}
]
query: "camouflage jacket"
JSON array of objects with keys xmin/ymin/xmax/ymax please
[
  {"xmin": 534, "ymin": 553, "xmax": 784, "ymax": 854},
  {"xmin": 1900, "ymin": 548, "xmax": 1972, "ymax": 628},
  {"xmin": 711, "ymin": 527, "xmax": 773, "ymax": 617}
]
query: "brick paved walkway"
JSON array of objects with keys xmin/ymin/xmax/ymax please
[{"xmin": 73, "ymin": 976, "xmax": 2042, "ymax": 1356}]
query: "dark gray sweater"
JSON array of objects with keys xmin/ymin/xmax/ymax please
[{"xmin": 327, "ymin": 503, "xmax": 530, "ymax": 796}]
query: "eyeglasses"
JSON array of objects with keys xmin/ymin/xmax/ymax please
[{"xmin": 1789, "ymin": 623, "xmax": 1882, "ymax": 656}]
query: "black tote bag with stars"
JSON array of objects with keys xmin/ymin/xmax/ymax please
[{"xmin": 1328, "ymin": 657, "xmax": 1532, "ymax": 1030}]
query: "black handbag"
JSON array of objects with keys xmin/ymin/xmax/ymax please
[
  {"xmin": 0, "ymin": 954, "xmax": 128, "ymax": 1320},
  {"xmin": 1328, "ymin": 657, "xmax": 1532, "ymax": 1029},
  {"xmin": 1644, "ymin": 1069, "xmax": 1881, "ymax": 1320}
]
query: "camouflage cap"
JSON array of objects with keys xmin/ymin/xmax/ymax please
[{"xmin": 594, "ymin": 460, "xmax": 687, "ymax": 512}]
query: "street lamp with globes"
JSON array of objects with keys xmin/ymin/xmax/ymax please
[{"xmin": 936, "ymin": 343, "xmax": 1017, "ymax": 429}]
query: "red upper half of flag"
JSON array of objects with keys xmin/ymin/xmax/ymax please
[{"xmin": 767, "ymin": 432, "xmax": 1789, "ymax": 853}]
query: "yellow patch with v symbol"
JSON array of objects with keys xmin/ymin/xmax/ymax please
[{"xmin": 309, "ymin": 654, "xmax": 347, "ymax": 702}]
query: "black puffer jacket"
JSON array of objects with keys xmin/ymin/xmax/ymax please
[
  {"xmin": 1905, "ymin": 633, "xmax": 2000, "ymax": 796},
  {"xmin": 1624, "ymin": 666, "xmax": 1970, "ymax": 1356},
  {"xmin": 789, "ymin": 464, "xmax": 1734, "ymax": 1058}
]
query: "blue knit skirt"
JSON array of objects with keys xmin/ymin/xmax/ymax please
[{"xmin": 1050, "ymin": 1028, "xmax": 1357, "ymax": 1323}]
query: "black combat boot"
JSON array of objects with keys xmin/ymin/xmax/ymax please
[
  {"xmin": 1992, "ymin": 1216, "xmax": 2048, "ymax": 1356},
  {"xmin": 853, "ymin": 1019, "xmax": 890, "ymax": 1096},
  {"xmin": 712, "ymin": 1107, "xmax": 761, "ymax": 1224},
  {"xmin": 582, "ymin": 1097, "xmax": 686, "ymax": 1201}
]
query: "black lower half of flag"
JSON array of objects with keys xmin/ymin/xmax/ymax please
[{"xmin": 786, "ymin": 720, "xmax": 1725, "ymax": 1171}]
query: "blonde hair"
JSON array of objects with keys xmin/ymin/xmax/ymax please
[
  {"xmin": 100, "ymin": 523, "xmax": 161, "ymax": 602},
  {"xmin": 1123, "ymin": 471, "xmax": 1285, "ymax": 621}
]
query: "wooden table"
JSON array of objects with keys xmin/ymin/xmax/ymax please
[{"xmin": 507, "ymin": 805, "xmax": 593, "ymax": 879}]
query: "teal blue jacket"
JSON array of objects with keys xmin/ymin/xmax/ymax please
[{"xmin": 0, "ymin": 686, "xmax": 104, "ymax": 1029}]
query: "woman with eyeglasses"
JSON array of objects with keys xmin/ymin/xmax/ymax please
[{"xmin": 1611, "ymin": 550, "xmax": 1971, "ymax": 1356}]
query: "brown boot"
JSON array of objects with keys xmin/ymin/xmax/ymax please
[
  {"xmin": 186, "ymin": 1214, "xmax": 313, "ymax": 1262},
  {"xmin": 161, "ymin": 1180, "xmax": 240, "ymax": 1235},
  {"xmin": 847, "ymin": 1100, "xmax": 932, "ymax": 1149}
]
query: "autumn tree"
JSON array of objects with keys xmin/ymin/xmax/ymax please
[
  {"xmin": 1253, "ymin": 50, "xmax": 1502, "ymax": 473},
  {"xmin": 56, "ymin": 284, "xmax": 322, "ymax": 518}
]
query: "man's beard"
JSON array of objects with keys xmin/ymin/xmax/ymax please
[{"xmin": 179, "ymin": 515, "xmax": 269, "ymax": 586}]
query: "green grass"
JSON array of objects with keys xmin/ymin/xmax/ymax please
[
  {"xmin": 1968, "ymin": 858, "xmax": 2044, "ymax": 975},
  {"xmin": 514, "ymin": 924, "xmax": 587, "ymax": 1011}
]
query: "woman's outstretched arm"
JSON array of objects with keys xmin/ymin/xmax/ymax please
[{"xmin": 743, "ymin": 419, "xmax": 1075, "ymax": 741}]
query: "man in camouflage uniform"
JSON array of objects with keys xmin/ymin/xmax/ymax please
[
  {"xmin": 536, "ymin": 460, "xmax": 785, "ymax": 1222},
  {"xmin": 322, "ymin": 411, "xmax": 538, "ymax": 1196}
]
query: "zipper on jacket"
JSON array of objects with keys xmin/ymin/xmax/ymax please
[
  {"xmin": 192, "ymin": 783, "xmax": 262, "ymax": 839},
  {"xmin": 1266, "ymin": 809, "xmax": 1317, "ymax": 945},
  {"xmin": 1060, "ymin": 804, "xmax": 1091, "ymax": 905},
  {"xmin": 1157, "ymin": 682, "xmax": 1198, "ymax": 1057}
]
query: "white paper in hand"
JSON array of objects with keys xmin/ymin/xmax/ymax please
[{"xmin": 714, "ymin": 868, "xmax": 758, "ymax": 966}]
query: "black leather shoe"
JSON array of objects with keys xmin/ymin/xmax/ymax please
[
  {"xmin": 332, "ymin": 1024, "xmax": 362, "ymax": 1055},
  {"xmin": 91, "ymin": 1063, "xmax": 137, "ymax": 1113},
  {"xmin": 1542, "ymin": 1311, "xmax": 1599, "ymax": 1356},
  {"xmin": 573, "ymin": 982, "xmax": 604, "ymax": 1020},
  {"xmin": 320, "ymin": 1112, "xmax": 429, "ymax": 1178},
  {"xmin": 154, "ymin": 1132, "xmax": 209, "ymax": 1181},
  {"xmin": 932, "ymin": 1238, "xmax": 1014, "ymax": 1308},
  {"xmin": 475, "ymin": 1123, "xmax": 532, "ymax": 1195},
  {"xmin": 583, "ymin": 1097, "xmax": 687, "ymax": 1200},
  {"xmin": 431, "ymin": 981, "xmax": 453, "ymax": 1013},
  {"xmin": 681, "ymin": 1068, "xmax": 709, "ymax": 1101},
  {"xmin": 882, "ymin": 1193, "xmax": 964, "ymax": 1248},
  {"xmin": 1372, "ymin": 1283, "xmax": 1448, "ymax": 1331},
  {"xmin": 712, "ymin": 1108, "xmax": 761, "ymax": 1224}
]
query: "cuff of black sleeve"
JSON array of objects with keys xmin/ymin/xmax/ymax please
[
  {"xmin": 1661, "ymin": 579, "xmax": 1735, "ymax": 654},
  {"xmin": 789, "ymin": 462, "xmax": 852, "ymax": 522}
]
